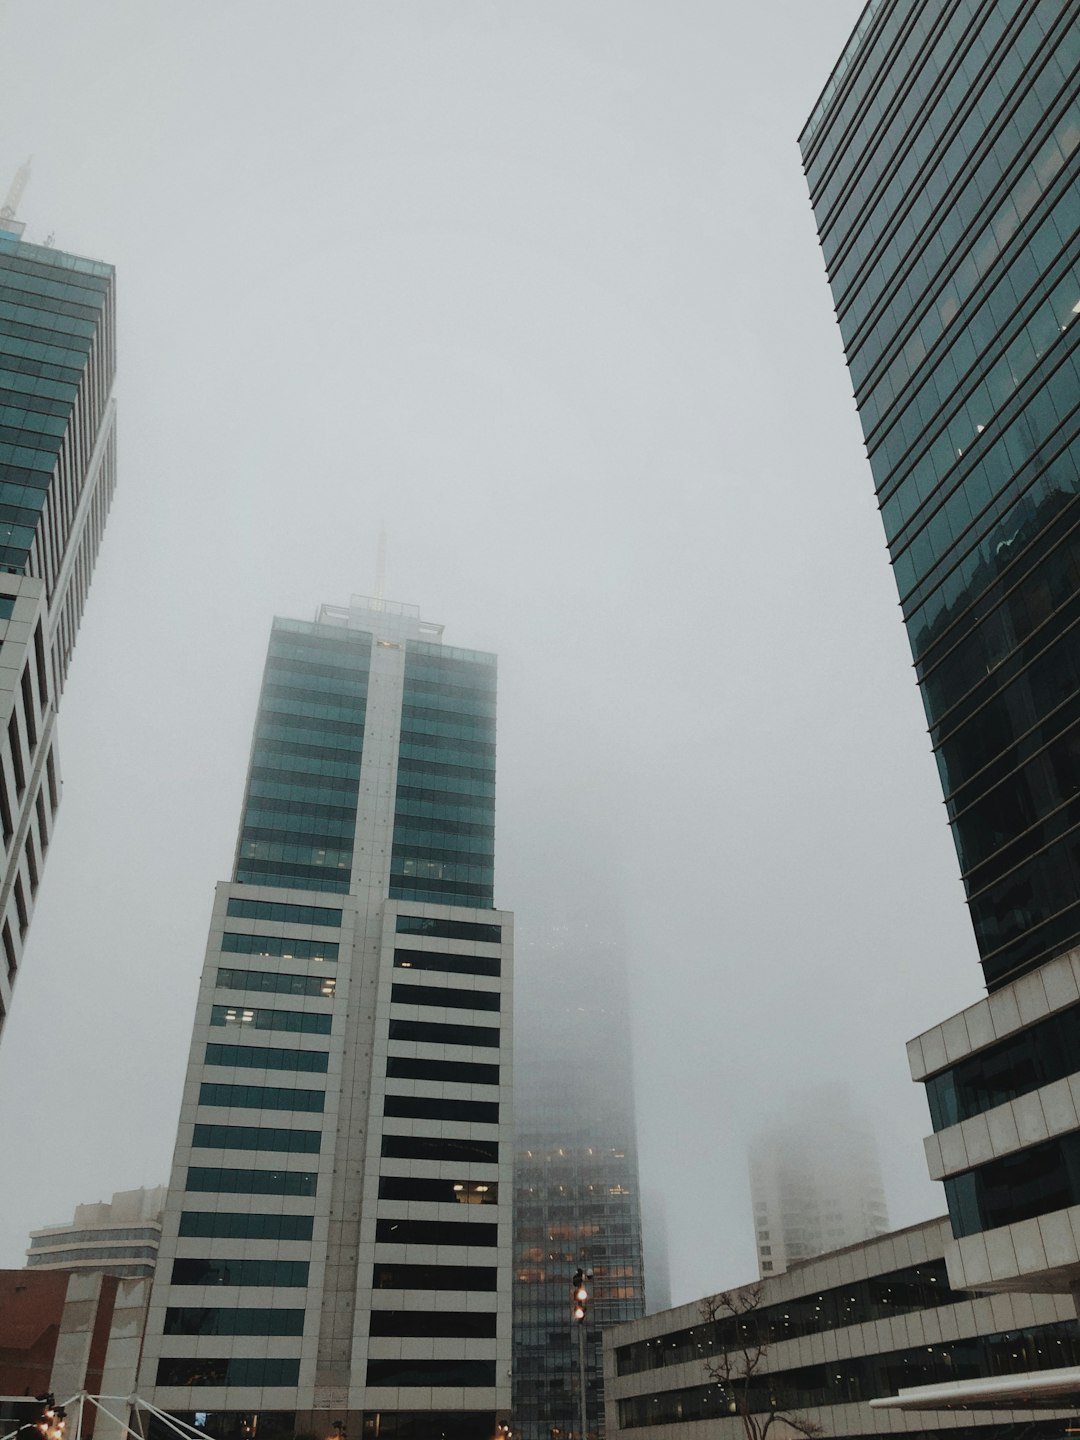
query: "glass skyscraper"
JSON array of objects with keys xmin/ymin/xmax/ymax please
[
  {"xmin": 801, "ymin": 0, "xmax": 1080, "ymax": 1322},
  {"xmin": 513, "ymin": 929, "xmax": 647, "ymax": 1440},
  {"xmin": 139, "ymin": 596, "xmax": 512, "ymax": 1440},
  {"xmin": 0, "ymin": 207, "xmax": 117, "ymax": 1039}
]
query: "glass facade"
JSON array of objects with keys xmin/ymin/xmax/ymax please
[
  {"xmin": 391, "ymin": 642, "xmax": 497, "ymax": 908},
  {"xmin": 800, "ymin": 0, "xmax": 1080, "ymax": 992},
  {"xmin": 0, "ymin": 234, "xmax": 114, "ymax": 573},
  {"xmin": 234, "ymin": 618, "xmax": 371, "ymax": 893},
  {"xmin": 616, "ymin": 1320, "xmax": 1080, "ymax": 1427}
]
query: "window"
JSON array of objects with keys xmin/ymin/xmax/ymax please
[
  {"xmin": 381, "ymin": 1135, "xmax": 498, "ymax": 1164},
  {"xmin": 369, "ymin": 1310, "xmax": 496, "ymax": 1338},
  {"xmin": 216, "ymin": 967, "xmax": 336, "ymax": 999},
  {"xmin": 383, "ymin": 1094, "xmax": 498, "ymax": 1124},
  {"xmin": 185, "ymin": 1166, "xmax": 316, "ymax": 1197},
  {"xmin": 366, "ymin": 1360, "xmax": 496, "ymax": 1388},
  {"xmin": 178, "ymin": 1211, "xmax": 313, "ymax": 1241},
  {"xmin": 391, "ymin": 982, "xmax": 500, "ymax": 1013},
  {"xmin": 221, "ymin": 932, "xmax": 339, "ymax": 962},
  {"xmin": 0, "ymin": 595, "xmax": 14, "ymax": 619},
  {"xmin": 396, "ymin": 915, "xmax": 501, "ymax": 943},
  {"xmin": 192, "ymin": 1123, "xmax": 321, "ymax": 1155},
  {"xmin": 8, "ymin": 714, "xmax": 24, "ymax": 796},
  {"xmin": 155, "ymin": 1357, "xmax": 300, "ymax": 1388},
  {"xmin": 375, "ymin": 1218, "xmax": 497, "ymax": 1247},
  {"xmin": 385, "ymin": 1055, "xmax": 498, "ymax": 1085},
  {"xmin": 164, "ymin": 1307, "xmax": 305, "ymax": 1337},
  {"xmin": 210, "ymin": 1005, "xmax": 330, "ymax": 1035},
  {"xmin": 378, "ymin": 1177, "xmax": 496, "ymax": 1205},
  {"xmin": 387, "ymin": 1018, "xmax": 498, "ymax": 1049},
  {"xmin": 371, "ymin": 1262, "xmax": 497, "ymax": 1291},
  {"xmin": 19, "ymin": 668, "xmax": 35, "ymax": 750},
  {"xmin": 13, "ymin": 876, "xmax": 27, "ymax": 938},
  {"xmin": 171, "ymin": 1257, "xmax": 309, "ymax": 1287},
  {"xmin": 204, "ymin": 1042, "xmax": 328, "ymax": 1073},
  {"xmin": 394, "ymin": 947, "xmax": 500, "ymax": 977},
  {"xmin": 198, "ymin": 1082, "xmax": 324, "ymax": 1114},
  {"xmin": 226, "ymin": 897, "xmax": 342, "ymax": 928},
  {"xmin": 2, "ymin": 922, "xmax": 16, "ymax": 982}
]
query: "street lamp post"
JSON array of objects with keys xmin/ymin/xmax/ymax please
[{"xmin": 571, "ymin": 1269, "xmax": 591, "ymax": 1440}]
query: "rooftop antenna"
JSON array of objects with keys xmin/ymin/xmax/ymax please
[
  {"xmin": 0, "ymin": 156, "xmax": 32, "ymax": 226},
  {"xmin": 373, "ymin": 527, "xmax": 387, "ymax": 610}
]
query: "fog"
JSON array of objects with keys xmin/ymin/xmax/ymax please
[{"xmin": 0, "ymin": 0, "xmax": 981, "ymax": 1304}]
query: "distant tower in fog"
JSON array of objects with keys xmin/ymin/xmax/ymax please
[
  {"xmin": 749, "ymin": 1086, "xmax": 889, "ymax": 1277},
  {"xmin": 512, "ymin": 927, "xmax": 650, "ymax": 1440}
]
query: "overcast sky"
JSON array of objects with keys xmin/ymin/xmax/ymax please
[{"xmin": 0, "ymin": 0, "xmax": 983, "ymax": 1305}]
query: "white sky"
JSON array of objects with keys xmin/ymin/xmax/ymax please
[{"xmin": 0, "ymin": 0, "xmax": 981, "ymax": 1305}]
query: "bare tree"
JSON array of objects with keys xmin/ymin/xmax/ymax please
[{"xmin": 699, "ymin": 1287, "xmax": 823, "ymax": 1440}]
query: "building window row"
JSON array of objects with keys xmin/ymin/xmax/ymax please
[
  {"xmin": 616, "ymin": 1260, "xmax": 955, "ymax": 1373},
  {"xmin": 185, "ymin": 1166, "xmax": 317, "ymax": 1197},
  {"xmin": 198, "ymin": 1081, "xmax": 325, "ymax": 1114},
  {"xmin": 375, "ymin": 1218, "xmax": 498, "ymax": 1247},
  {"xmin": 616, "ymin": 1320, "xmax": 1080, "ymax": 1426},
  {"xmin": 163, "ymin": 1306, "xmax": 305, "ymax": 1336},
  {"xmin": 205, "ymin": 1041, "xmax": 329, "ymax": 1074},
  {"xmin": 209, "ymin": 1004, "xmax": 331, "ymax": 1035},
  {"xmin": 384, "ymin": 1094, "xmax": 499, "ymax": 1124},
  {"xmin": 226, "ymin": 897, "xmax": 342, "ymax": 928},
  {"xmin": 216, "ymin": 966, "xmax": 336, "ymax": 999},
  {"xmin": 191, "ymin": 1122, "xmax": 322, "ymax": 1155},
  {"xmin": 394, "ymin": 947, "xmax": 500, "ymax": 978},
  {"xmin": 372, "ymin": 1262, "xmax": 497, "ymax": 1292},
  {"xmin": 381, "ymin": 1135, "xmax": 499, "ymax": 1164},
  {"xmin": 379, "ymin": 1177, "xmax": 496, "ymax": 1205},
  {"xmin": 171, "ymin": 1256, "xmax": 309, "ymax": 1288},
  {"xmin": 154, "ymin": 1357, "xmax": 299, "ymax": 1389},
  {"xmin": 178, "ymin": 1210, "xmax": 313, "ymax": 1241},
  {"xmin": 388, "ymin": 1017, "xmax": 499, "ymax": 1049},
  {"xmin": 390, "ymin": 980, "xmax": 500, "ymax": 1012}
]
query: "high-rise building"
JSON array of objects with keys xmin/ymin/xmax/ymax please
[
  {"xmin": 513, "ymin": 929, "xmax": 648, "ymax": 1440},
  {"xmin": 138, "ymin": 596, "xmax": 513, "ymax": 1440},
  {"xmin": 26, "ymin": 1186, "xmax": 166, "ymax": 1280},
  {"xmin": 748, "ymin": 1086, "xmax": 890, "ymax": 1278},
  {"xmin": 0, "ymin": 199, "xmax": 117, "ymax": 1037},
  {"xmin": 800, "ymin": 0, "xmax": 1080, "ymax": 1355}
]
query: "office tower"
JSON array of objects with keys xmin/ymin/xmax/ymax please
[
  {"xmin": 138, "ymin": 596, "xmax": 513, "ymax": 1440},
  {"xmin": 26, "ymin": 1186, "xmax": 166, "ymax": 1279},
  {"xmin": 0, "ymin": 196, "xmax": 117, "ymax": 1037},
  {"xmin": 801, "ymin": 0, "xmax": 1080, "ymax": 1329},
  {"xmin": 513, "ymin": 929, "xmax": 647, "ymax": 1440},
  {"xmin": 748, "ymin": 1087, "xmax": 890, "ymax": 1278}
]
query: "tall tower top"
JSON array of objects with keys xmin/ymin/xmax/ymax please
[
  {"xmin": 316, "ymin": 593, "xmax": 445, "ymax": 646},
  {"xmin": 0, "ymin": 157, "xmax": 32, "ymax": 238}
]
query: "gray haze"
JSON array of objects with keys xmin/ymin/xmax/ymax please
[{"xmin": 0, "ymin": 0, "xmax": 981, "ymax": 1304}]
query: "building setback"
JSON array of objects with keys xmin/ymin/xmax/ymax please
[
  {"xmin": 605, "ymin": 1217, "xmax": 1080, "ymax": 1440},
  {"xmin": 513, "ymin": 930, "xmax": 648, "ymax": 1440},
  {"xmin": 0, "ymin": 211, "xmax": 117, "ymax": 1036},
  {"xmin": 749, "ymin": 1087, "xmax": 890, "ymax": 1278},
  {"xmin": 138, "ymin": 596, "xmax": 513, "ymax": 1440},
  {"xmin": 799, "ymin": 0, "xmax": 1080, "ymax": 1316}
]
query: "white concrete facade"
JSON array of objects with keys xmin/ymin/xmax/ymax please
[
  {"xmin": 909, "ymin": 945, "xmax": 1080, "ymax": 1295},
  {"xmin": 605, "ymin": 1218, "xmax": 1079, "ymax": 1440}
]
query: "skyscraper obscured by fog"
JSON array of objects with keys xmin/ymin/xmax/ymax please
[
  {"xmin": 0, "ymin": 183, "xmax": 116, "ymax": 1040},
  {"xmin": 139, "ymin": 595, "xmax": 513, "ymax": 1440},
  {"xmin": 513, "ymin": 929, "xmax": 649, "ymax": 1440},
  {"xmin": 801, "ymin": 0, "xmax": 1080, "ymax": 1325},
  {"xmin": 749, "ymin": 1087, "xmax": 889, "ymax": 1278}
]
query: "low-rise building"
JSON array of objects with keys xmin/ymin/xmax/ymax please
[
  {"xmin": 605, "ymin": 1217, "xmax": 1080, "ymax": 1440},
  {"xmin": 26, "ymin": 1186, "xmax": 165, "ymax": 1279}
]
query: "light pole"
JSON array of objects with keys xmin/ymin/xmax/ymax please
[{"xmin": 571, "ymin": 1269, "xmax": 591, "ymax": 1440}]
